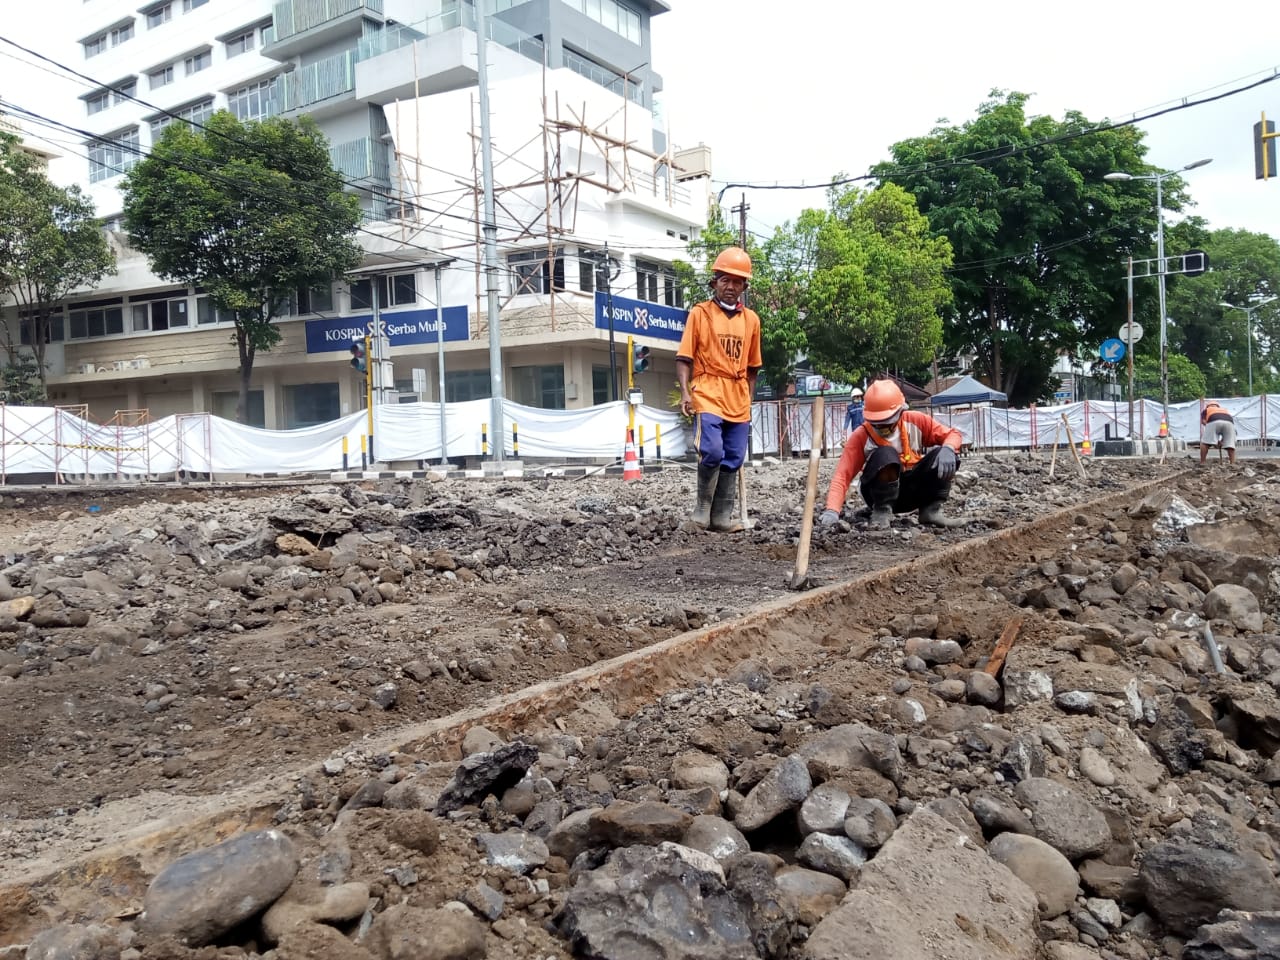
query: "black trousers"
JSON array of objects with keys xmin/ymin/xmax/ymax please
[{"xmin": 860, "ymin": 445, "xmax": 956, "ymax": 513}]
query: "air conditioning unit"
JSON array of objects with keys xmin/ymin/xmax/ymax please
[
  {"xmin": 113, "ymin": 360, "xmax": 130, "ymax": 371},
  {"xmin": 131, "ymin": 356, "xmax": 151, "ymax": 369},
  {"xmin": 76, "ymin": 362, "xmax": 96, "ymax": 374}
]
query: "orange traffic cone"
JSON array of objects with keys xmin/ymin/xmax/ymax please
[
  {"xmin": 1158, "ymin": 414, "xmax": 1169, "ymax": 439},
  {"xmin": 1081, "ymin": 421, "xmax": 1093, "ymax": 457},
  {"xmin": 622, "ymin": 428, "xmax": 642, "ymax": 482}
]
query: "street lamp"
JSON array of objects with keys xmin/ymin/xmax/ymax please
[
  {"xmin": 1104, "ymin": 158, "xmax": 1213, "ymax": 418},
  {"xmin": 1218, "ymin": 296, "xmax": 1278, "ymax": 395}
]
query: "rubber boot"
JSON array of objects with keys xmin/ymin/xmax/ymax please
[
  {"xmin": 866, "ymin": 478, "xmax": 897, "ymax": 530},
  {"xmin": 691, "ymin": 464, "xmax": 718, "ymax": 528},
  {"xmin": 918, "ymin": 499, "xmax": 966, "ymax": 528},
  {"xmin": 710, "ymin": 469, "xmax": 744, "ymax": 532}
]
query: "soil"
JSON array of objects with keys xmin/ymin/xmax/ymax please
[{"xmin": 2, "ymin": 451, "xmax": 1262, "ymax": 960}]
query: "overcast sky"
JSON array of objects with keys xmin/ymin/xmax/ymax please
[
  {"xmin": 652, "ymin": 0, "xmax": 1280, "ymax": 243},
  {"xmin": 4, "ymin": 0, "xmax": 1276, "ymax": 246}
]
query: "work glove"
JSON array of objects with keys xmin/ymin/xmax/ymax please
[
  {"xmin": 934, "ymin": 446, "xmax": 958, "ymax": 482},
  {"xmin": 818, "ymin": 508, "xmax": 840, "ymax": 529}
]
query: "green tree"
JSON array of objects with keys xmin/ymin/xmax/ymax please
[
  {"xmin": 1164, "ymin": 225, "xmax": 1280, "ymax": 395},
  {"xmin": 874, "ymin": 91, "xmax": 1167, "ymax": 406},
  {"xmin": 1132, "ymin": 353, "xmax": 1206, "ymax": 403},
  {"xmin": 0, "ymin": 132, "xmax": 115, "ymax": 398},
  {"xmin": 123, "ymin": 112, "xmax": 362, "ymax": 422}
]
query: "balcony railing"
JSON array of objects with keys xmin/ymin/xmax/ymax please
[
  {"xmin": 279, "ymin": 49, "xmax": 358, "ymax": 111},
  {"xmin": 269, "ymin": 0, "xmax": 383, "ymax": 46},
  {"xmin": 330, "ymin": 136, "xmax": 391, "ymax": 183},
  {"xmin": 356, "ymin": 1, "xmax": 544, "ymax": 66}
]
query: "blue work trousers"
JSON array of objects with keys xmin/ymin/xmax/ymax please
[{"xmin": 693, "ymin": 413, "xmax": 750, "ymax": 471}]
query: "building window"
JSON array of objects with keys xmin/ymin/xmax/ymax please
[
  {"xmin": 349, "ymin": 274, "xmax": 414, "ymax": 311},
  {"xmin": 145, "ymin": 3, "xmax": 172, "ymax": 28},
  {"xmin": 297, "ymin": 283, "xmax": 334, "ymax": 314},
  {"xmin": 86, "ymin": 90, "xmax": 110, "ymax": 115},
  {"xmin": 512, "ymin": 364, "xmax": 566, "ymax": 409},
  {"xmin": 592, "ymin": 366, "xmax": 611, "ymax": 404},
  {"xmin": 149, "ymin": 98, "xmax": 214, "ymax": 138},
  {"xmin": 196, "ymin": 296, "xmax": 237, "ymax": 324},
  {"xmin": 227, "ymin": 78, "xmax": 277, "ymax": 121},
  {"xmin": 184, "ymin": 49, "xmax": 211, "ymax": 75},
  {"xmin": 225, "ymin": 27, "xmax": 256, "ymax": 57},
  {"xmin": 445, "ymin": 369, "xmax": 492, "ymax": 403},
  {"xmin": 111, "ymin": 21, "xmax": 134, "ymax": 45},
  {"xmin": 65, "ymin": 303, "xmax": 125, "ymax": 340},
  {"xmin": 83, "ymin": 34, "xmax": 107, "ymax": 57},
  {"xmin": 87, "ymin": 128, "xmax": 139, "ymax": 183},
  {"xmin": 148, "ymin": 64, "xmax": 174, "ymax": 89},
  {"xmin": 183, "ymin": 0, "xmax": 208, "ymax": 10},
  {"xmin": 213, "ymin": 390, "xmax": 265, "ymax": 427},
  {"xmin": 284, "ymin": 383, "xmax": 339, "ymax": 429},
  {"xmin": 564, "ymin": 0, "xmax": 642, "ymax": 44},
  {"xmin": 129, "ymin": 293, "xmax": 190, "ymax": 331},
  {"xmin": 508, "ymin": 249, "xmax": 565, "ymax": 295},
  {"xmin": 112, "ymin": 80, "xmax": 137, "ymax": 104},
  {"xmin": 636, "ymin": 259, "xmax": 680, "ymax": 306}
]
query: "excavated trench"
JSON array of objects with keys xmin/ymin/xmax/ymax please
[{"xmin": 8, "ymin": 462, "xmax": 1255, "ymax": 956}]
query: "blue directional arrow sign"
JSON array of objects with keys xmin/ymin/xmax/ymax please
[{"xmin": 1100, "ymin": 338, "xmax": 1126, "ymax": 362}]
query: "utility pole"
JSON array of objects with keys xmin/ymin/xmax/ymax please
[
  {"xmin": 731, "ymin": 192, "xmax": 749, "ymax": 307},
  {"xmin": 475, "ymin": 0, "xmax": 504, "ymax": 465},
  {"xmin": 601, "ymin": 242, "xmax": 619, "ymax": 402}
]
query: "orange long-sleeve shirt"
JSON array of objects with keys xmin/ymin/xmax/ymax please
[{"xmin": 824, "ymin": 410, "xmax": 963, "ymax": 512}]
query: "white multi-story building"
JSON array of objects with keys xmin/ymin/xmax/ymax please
[{"xmin": 3, "ymin": 0, "xmax": 710, "ymax": 432}]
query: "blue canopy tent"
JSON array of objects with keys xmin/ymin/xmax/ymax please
[
  {"xmin": 929, "ymin": 375, "xmax": 1008, "ymax": 451},
  {"xmin": 929, "ymin": 375, "xmax": 1007, "ymax": 407}
]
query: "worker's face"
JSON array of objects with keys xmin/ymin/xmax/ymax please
[
  {"xmin": 712, "ymin": 273, "xmax": 747, "ymax": 303},
  {"xmin": 869, "ymin": 416, "xmax": 900, "ymax": 438}
]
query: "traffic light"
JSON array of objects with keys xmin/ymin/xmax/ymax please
[
  {"xmin": 633, "ymin": 344, "xmax": 650, "ymax": 373},
  {"xmin": 350, "ymin": 339, "xmax": 366, "ymax": 372},
  {"xmin": 1256, "ymin": 116, "xmax": 1277, "ymax": 181}
]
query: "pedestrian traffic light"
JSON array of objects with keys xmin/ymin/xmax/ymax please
[
  {"xmin": 633, "ymin": 345, "xmax": 650, "ymax": 373},
  {"xmin": 350, "ymin": 339, "xmax": 366, "ymax": 372}
]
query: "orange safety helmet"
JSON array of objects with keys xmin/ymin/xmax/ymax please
[
  {"xmin": 711, "ymin": 246, "xmax": 753, "ymax": 280},
  {"xmin": 863, "ymin": 380, "xmax": 906, "ymax": 423}
]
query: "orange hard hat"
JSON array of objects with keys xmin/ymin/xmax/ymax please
[
  {"xmin": 863, "ymin": 380, "xmax": 906, "ymax": 423},
  {"xmin": 711, "ymin": 246, "xmax": 752, "ymax": 280}
]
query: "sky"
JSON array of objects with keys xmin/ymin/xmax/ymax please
[
  {"xmin": 651, "ymin": 0, "xmax": 1280, "ymax": 243},
  {"xmin": 3, "ymin": 0, "xmax": 1276, "ymax": 244}
]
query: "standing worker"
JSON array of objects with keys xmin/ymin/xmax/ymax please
[
  {"xmin": 819, "ymin": 379, "xmax": 966, "ymax": 530},
  {"xmin": 1200, "ymin": 400, "xmax": 1237, "ymax": 464},
  {"xmin": 844, "ymin": 387, "xmax": 865, "ymax": 436},
  {"xmin": 676, "ymin": 246, "xmax": 763, "ymax": 532}
]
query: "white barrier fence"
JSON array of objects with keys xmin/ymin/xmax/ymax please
[{"xmin": 1, "ymin": 395, "xmax": 1273, "ymax": 482}]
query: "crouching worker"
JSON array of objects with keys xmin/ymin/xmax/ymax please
[
  {"xmin": 676, "ymin": 246, "xmax": 763, "ymax": 531},
  {"xmin": 818, "ymin": 380, "xmax": 966, "ymax": 530},
  {"xmin": 1200, "ymin": 400, "xmax": 1237, "ymax": 465}
]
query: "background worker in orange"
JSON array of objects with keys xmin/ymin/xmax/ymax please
[
  {"xmin": 1200, "ymin": 400, "xmax": 1237, "ymax": 464},
  {"xmin": 818, "ymin": 379, "xmax": 966, "ymax": 530},
  {"xmin": 676, "ymin": 246, "xmax": 763, "ymax": 531}
]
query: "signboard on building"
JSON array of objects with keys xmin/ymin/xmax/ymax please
[
  {"xmin": 594, "ymin": 291, "xmax": 688, "ymax": 342},
  {"xmin": 304, "ymin": 307, "xmax": 469, "ymax": 354}
]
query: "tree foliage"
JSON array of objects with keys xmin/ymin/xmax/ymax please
[
  {"xmin": 0, "ymin": 132, "xmax": 115, "ymax": 398},
  {"xmin": 123, "ymin": 112, "xmax": 362, "ymax": 422},
  {"xmin": 1164, "ymin": 225, "xmax": 1280, "ymax": 395},
  {"xmin": 677, "ymin": 186, "xmax": 952, "ymax": 396},
  {"xmin": 1132, "ymin": 353, "xmax": 1206, "ymax": 404},
  {"xmin": 874, "ymin": 91, "xmax": 1169, "ymax": 406}
]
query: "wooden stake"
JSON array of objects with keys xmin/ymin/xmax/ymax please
[
  {"xmin": 1060, "ymin": 413, "xmax": 1087, "ymax": 478},
  {"xmin": 789, "ymin": 395, "xmax": 825, "ymax": 590},
  {"xmin": 1048, "ymin": 421, "xmax": 1062, "ymax": 479},
  {"xmin": 984, "ymin": 615, "xmax": 1026, "ymax": 677}
]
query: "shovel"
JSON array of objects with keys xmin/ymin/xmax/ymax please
[
  {"xmin": 789, "ymin": 395, "xmax": 825, "ymax": 590},
  {"xmin": 737, "ymin": 464, "xmax": 756, "ymax": 530}
]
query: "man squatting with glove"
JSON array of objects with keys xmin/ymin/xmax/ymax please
[{"xmin": 819, "ymin": 379, "xmax": 966, "ymax": 530}]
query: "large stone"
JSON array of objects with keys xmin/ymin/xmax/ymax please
[
  {"xmin": 774, "ymin": 867, "xmax": 847, "ymax": 927},
  {"xmin": 276, "ymin": 923, "xmax": 376, "ymax": 960},
  {"xmin": 795, "ymin": 723, "xmax": 903, "ymax": 785},
  {"xmin": 140, "ymin": 829, "xmax": 299, "ymax": 945},
  {"xmin": 670, "ymin": 750, "xmax": 730, "ymax": 793},
  {"xmin": 796, "ymin": 833, "xmax": 866, "ymax": 881},
  {"xmin": 735, "ymin": 754, "xmax": 812, "ymax": 832},
  {"xmin": 25, "ymin": 923, "xmax": 121, "ymax": 960},
  {"xmin": 476, "ymin": 829, "xmax": 549, "ymax": 874},
  {"xmin": 970, "ymin": 789, "xmax": 1035, "ymax": 838},
  {"xmin": 434, "ymin": 742, "xmax": 539, "ymax": 814},
  {"xmin": 797, "ymin": 783, "xmax": 851, "ymax": 835},
  {"xmin": 804, "ymin": 810, "xmax": 1038, "ymax": 960},
  {"xmin": 1013, "ymin": 777, "xmax": 1110, "ymax": 861},
  {"xmin": 842, "ymin": 797, "xmax": 897, "ymax": 849},
  {"xmin": 986, "ymin": 832, "xmax": 1080, "ymax": 919},
  {"xmin": 554, "ymin": 843, "xmax": 754, "ymax": 960},
  {"xmin": 1204, "ymin": 583, "xmax": 1265, "ymax": 632},
  {"xmin": 591, "ymin": 800, "xmax": 694, "ymax": 847},
  {"xmin": 545, "ymin": 807, "xmax": 603, "ymax": 863},
  {"xmin": 367, "ymin": 903, "xmax": 486, "ymax": 960},
  {"xmin": 1184, "ymin": 909, "xmax": 1280, "ymax": 959},
  {"xmin": 261, "ymin": 881, "xmax": 370, "ymax": 944},
  {"xmin": 681, "ymin": 815, "xmax": 750, "ymax": 866},
  {"xmin": 1140, "ymin": 840, "xmax": 1280, "ymax": 936}
]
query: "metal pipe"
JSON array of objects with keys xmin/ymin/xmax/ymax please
[
  {"xmin": 475, "ymin": 0, "xmax": 503, "ymax": 465},
  {"xmin": 435, "ymin": 264, "xmax": 448, "ymax": 465},
  {"xmin": 1203, "ymin": 623, "xmax": 1226, "ymax": 675}
]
